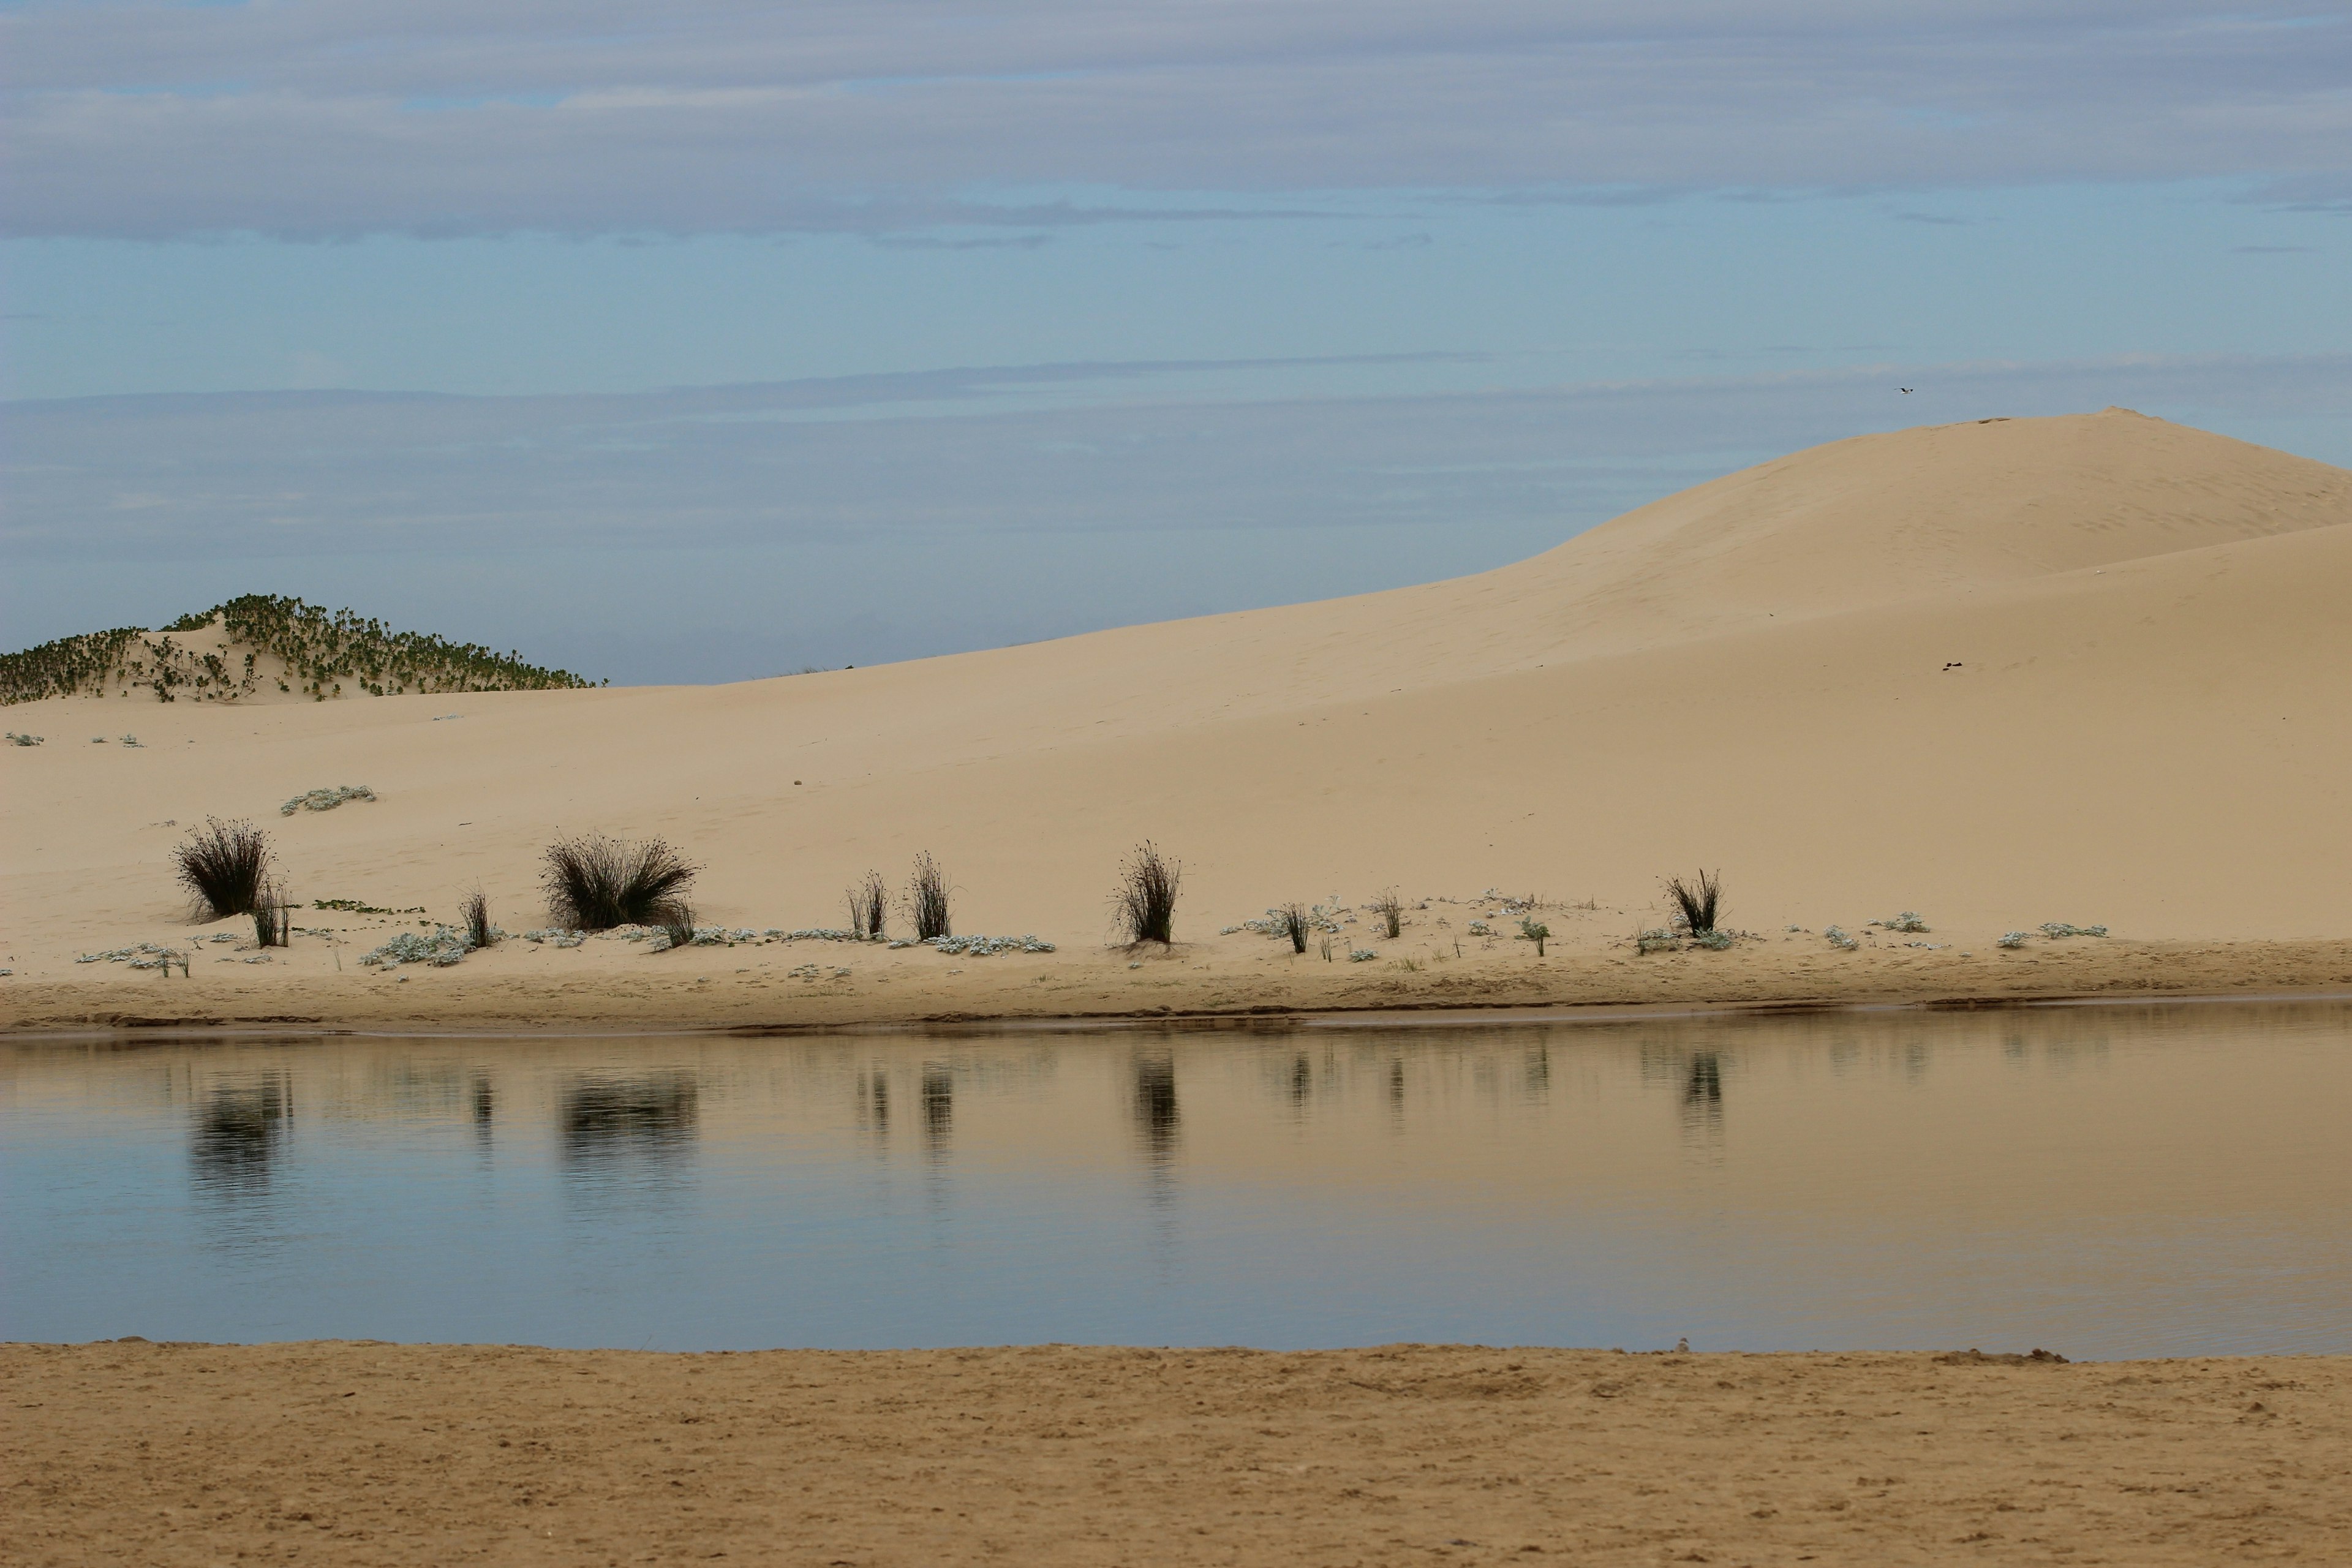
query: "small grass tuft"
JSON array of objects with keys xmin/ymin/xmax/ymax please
[
  {"xmin": 656, "ymin": 901, "xmax": 697, "ymax": 952},
  {"xmin": 1112, "ymin": 842, "xmax": 1181, "ymax": 944},
  {"xmin": 905, "ymin": 853, "xmax": 952, "ymax": 941},
  {"xmin": 1517, "ymin": 916, "xmax": 1550, "ymax": 956},
  {"xmin": 541, "ymin": 833, "xmax": 699, "ymax": 931},
  {"xmin": 460, "ymin": 888, "xmax": 494, "ymax": 949},
  {"xmin": 1665, "ymin": 869, "xmax": 1724, "ymax": 935},
  {"xmin": 1373, "ymin": 888, "xmax": 1404, "ymax": 940},
  {"xmin": 845, "ymin": 870, "xmax": 889, "ymax": 940},
  {"xmin": 175, "ymin": 818, "xmax": 274, "ymax": 919},
  {"xmin": 1276, "ymin": 903, "xmax": 1310, "ymax": 954},
  {"xmin": 252, "ymin": 881, "xmax": 290, "ymax": 948}
]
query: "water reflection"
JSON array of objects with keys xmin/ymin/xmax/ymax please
[
  {"xmin": 1682, "ymin": 1052, "xmax": 1724, "ymax": 1120},
  {"xmin": 6, "ymin": 1000, "xmax": 2346, "ymax": 1355},
  {"xmin": 920, "ymin": 1063, "xmax": 952, "ymax": 1157},
  {"xmin": 190, "ymin": 1076, "xmax": 291, "ymax": 1199},
  {"xmin": 559, "ymin": 1072, "xmax": 698, "ymax": 1167},
  {"xmin": 1130, "ymin": 1050, "xmax": 1180, "ymax": 1175}
]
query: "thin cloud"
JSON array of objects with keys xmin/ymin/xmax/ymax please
[{"xmin": 3, "ymin": 2, "xmax": 2346, "ymax": 238}]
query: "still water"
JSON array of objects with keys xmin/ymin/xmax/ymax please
[{"xmin": 4, "ymin": 1001, "xmax": 2345, "ymax": 1358}]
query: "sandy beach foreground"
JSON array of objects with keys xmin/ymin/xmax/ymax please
[{"xmin": 8, "ymin": 1341, "xmax": 2346, "ymax": 1566}]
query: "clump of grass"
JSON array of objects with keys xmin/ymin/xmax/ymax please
[
  {"xmin": 461, "ymin": 888, "xmax": 494, "ymax": 949},
  {"xmin": 541, "ymin": 833, "xmax": 699, "ymax": 930},
  {"xmin": 845, "ymin": 870, "xmax": 888, "ymax": 940},
  {"xmin": 656, "ymin": 901, "xmax": 697, "ymax": 952},
  {"xmin": 1517, "ymin": 916, "xmax": 1550, "ymax": 956},
  {"xmin": 1112, "ymin": 842, "xmax": 1181, "ymax": 944},
  {"xmin": 252, "ymin": 881, "xmax": 290, "ymax": 948},
  {"xmin": 1373, "ymin": 888, "xmax": 1403, "ymax": 940},
  {"xmin": 1665, "ymin": 869, "xmax": 1724, "ymax": 935},
  {"xmin": 1276, "ymin": 903, "xmax": 1310, "ymax": 954},
  {"xmin": 1997, "ymin": 930, "xmax": 2030, "ymax": 949},
  {"xmin": 1825, "ymin": 925, "xmax": 1860, "ymax": 950},
  {"xmin": 905, "ymin": 853, "xmax": 952, "ymax": 941},
  {"xmin": 175, "ymin": 818, "xmax": 274, "ymax": 919}
]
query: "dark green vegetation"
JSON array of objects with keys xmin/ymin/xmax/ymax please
[
  {"xmin": 1373, "ymin": 888, "xmax": 1404, "ymax": 940},
  {"xmin": 175, "ymin": 819, "xmax": 274, "ymax": 920},
  {"xmin": 906, "ymin": 853, "xmax": 952, "ymax": 941},
  {"xmin": 1667, "ymin": 869, "xmax": 1725, "ymax": 936},
  {"xmin": 542, "ymin": 834, "xmax": 699, "ymax": 932},
  {"xmin": 1276, "ymin": 903, "xmax": 1310, "ymax": 954},
  {"xmin": 2, "ymin": 594, "xmax": 598, "ymax": 704},
  {"xmin": 1114, "ymin": 842, "xmax": 1181, "ymax": 944}
]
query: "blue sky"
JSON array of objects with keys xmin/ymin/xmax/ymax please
[{"xmin": 4, "ymin": 2, "xmax": 2348, "ymax": 680}]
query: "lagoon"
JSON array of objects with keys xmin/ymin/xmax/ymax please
[{"xmin": 4, "ymin": 1000, "xmax": 2345, "ymax": 1358}]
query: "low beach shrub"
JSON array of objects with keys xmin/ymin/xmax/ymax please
[
  {"xmin": 280, "ymin": 784, "xmax": 375, "ymax": 817},
  {"xmin": 905, "ymin": 852, "xmax": 952, "ymax": 941},
  {"xmin": 175, "ymin": 818, "xmax": 274, "ymax": 919},
  {"xmin": 1112, "ymin": 842, "xmax": 1181, "ymax": 944},
  {"xmin": 845, "ymin": 870, "xmax": 889, "ymax": 940},
  {"xmin": 541, "ymin": 833, "xmax": 699, "ymax": 931},
  {"xmin": 1518, "ymin": 916, "xmax": 1550, "ymax": 956},
  {"xmin": 1665, "ymin": 869, "xmax": 1724, "ymax": 936},
  {"xmin": 1874, "ymin": 910, "xmax": 1930, "ymax": 933},
  {"xmin": 1825, "ymin": 925, "xmax": 1860, "ymax": 950},
  {"xmin": 1997, "ymin": 931, "xmax": 2030, "ymax": 948},
  {"xmin": 2039, "ymin": 922, "xmax": 2109, "ymax": 939}
]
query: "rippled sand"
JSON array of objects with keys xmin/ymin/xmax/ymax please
[{"xmin": 9, "ymin": 1340, "xmax": 2348, "ymax": 1566}]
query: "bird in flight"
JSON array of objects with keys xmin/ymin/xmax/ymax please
[{"xmin": 1899, "ymin": 386, "xmax": 1915, "ymax": 394}]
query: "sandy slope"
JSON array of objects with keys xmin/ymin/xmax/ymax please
[
  {"xmin": 4, "ymin": 409, "xmax": 2348, "ymax": 1030},
  {"xmin": 9, "ymin": 1340, "xmax": 2348, "ymax": 1566}
]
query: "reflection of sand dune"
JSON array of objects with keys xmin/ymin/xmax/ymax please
[{"xmin": 7, "ymin": 410, "xmax": 2349, "ymax": 1021}]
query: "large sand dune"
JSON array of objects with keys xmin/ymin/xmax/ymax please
[{"xmin": 5, "ymin": 408, "xmax": 2349, "ymax": 1030}]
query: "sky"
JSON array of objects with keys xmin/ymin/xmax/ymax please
[{"xmin": 4, "ymin": 1, "xmax": 2348, "ymax": 682}]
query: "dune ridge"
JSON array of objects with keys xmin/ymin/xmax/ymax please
[{"xmin": 4, "ymin": 409, "xmax": 2348, "ymax": 1031}]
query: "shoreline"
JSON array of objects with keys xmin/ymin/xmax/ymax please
[
  {"xmin": 7, "ymin": 936, "xmax": 2351, "ymax": 1039},
  {"xmin": 10, "ymin": 1340, "xmax": 2347, "ymax": 1566}
]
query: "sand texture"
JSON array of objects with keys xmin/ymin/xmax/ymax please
[
  {"xmin": 8, "ymin": 1341, "xmax": 2348, "ymax": 1566},
  {"xmin": 6, "ymin": 409, "xmax": 2350, "ymax": 1031}
]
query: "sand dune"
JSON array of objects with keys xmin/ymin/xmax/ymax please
[{"xmin": 4, "ymin": 408, "xmax": 2348, "ymax": 1030}]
